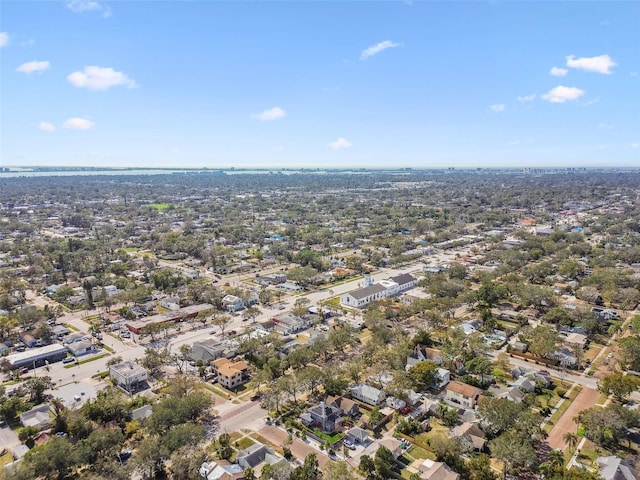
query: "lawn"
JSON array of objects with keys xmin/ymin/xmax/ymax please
[
  {"xmin": 64, "ymin": 352, "xmax": 110, "ymax": 368},
  {"xmin": 147, "ymin": 203, "xmax": 172, "ymax": 211},
  {"xmin": 200, "ymin": 383, "xmax": 229, "ymax": 399},
  {"xmin": 544, "ymin": 385, "xmax": 582, "ymax": 433},
  {"xmin": 236, "ymin": 437, "xmax": 255, "ymax": 450},
  {"xmin": 0, "ymin": 450, "xmax": 13, "ymax": 469},
  {"xmin": 310, "ymin": 428, "xmax": 344, "ymax": 444}
]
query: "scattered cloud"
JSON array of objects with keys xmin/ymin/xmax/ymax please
[
  {"xmin": 566, "ymin": 54, "xmax": 617, "ymax": 74},
  {"xmin": 16, "ymin": 60, "xmax": 50, "ymax": 74},
  {"xmin": 550, "ymin": 66, "xmax": 568, "ymax": 77},
  {"xmin": 63, "ymin": 117, "xmax": 95, "ymax": 130},
  {"xmin": 580, "ymin": 97, "xmax": 600, "ymax": 107},
  {"xmin": 322, "ymin": 86, "xmax": 340, "ymax": 92},
  {"xmin": 251, "ymin": 107, "xmax": 286, "ymax": 121},
  {"xmin": 630, "ymin": 72, "xmax": 638, "ymax": 77},
  {"xmin": 631, "ymin": 144, "xmax": 640, "ymax": 149},
  {"xmin": 274, "ymin": 146, "xmax": 284, "ymax": 152},
  {"xmin": 67, "ymin": 66, "xmax": 137, "ymax": 90},
  {"xmin": 517, "ymin": 94, "xmax": 536, "ymax": 102},
  {"xmin": 360, "ymin": 40, "xmax": 399, "ymax": 60},
  {"xmin": 328, "ymin": 138, "xmax": 352, "ymax": 150},
  {"xmin": 597, "ymin": 122, "xmax": 615, "ymax": 129},
  {"xmin": 600, "ymin": 21, "xmax": 611, "ymax": 27},
  {"xmin": 38, "ymin": 122, "xmax": 56, "ymax": 132},
  {"xmin": 490, "ymin": 104, "xmax": 505, "ymax": 113},
  {"xmin": 66, "ymin": 0, "xmax": 111, "ymax": 17},
  {"xmin": 0, "ymin": 32, "xmax": 8, "ymax": 47},
  {"xmin": 542, "ymin": 85, "xmax": 585, "ymax": 103},
  {"xmin": 19, "ymin": 38, "xmax": 35, "ymax": 47}
]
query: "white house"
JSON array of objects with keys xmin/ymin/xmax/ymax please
[
  {"xmin": 109, "ymin": 361, "xmax": 148, "ymax": 393},
  {"xmin": 349, "ymin": 383, "xmax": 386, "ymax": 406},
  {"xmin": 222, "ymin": 294, "xmax": 244, "ymax": 312}
]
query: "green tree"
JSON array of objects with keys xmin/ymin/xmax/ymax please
[
  {"xmin": 134, "ymin": 435, "xmax": 168, "ymax": 479},
  {"xmin": 598, "ymin": 372, "xmax": 640, "ymax": 401},
  {"xmin": 408, "ymin": 360, "xmax": 438, "ymax": 390},
  {"xmin": 24, "ymin": 436, "xmax": 75, "ymax": 480}
]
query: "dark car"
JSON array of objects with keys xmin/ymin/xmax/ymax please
[{"xmin": 228, "ymin": 330, "xmax": 237, "ymax": 336}]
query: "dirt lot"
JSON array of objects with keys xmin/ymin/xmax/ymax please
[
  {"xmin": 258, "ymin": 425, "xmax": 331, "ymax": 468},
  {"xmin": 547, "ymin": 387, "xmax": 600, "ymax": 449}
]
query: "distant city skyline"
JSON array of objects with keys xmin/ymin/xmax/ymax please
[{"xmin": 1, "ymin": 1, "xmax": 639, "ymax": 168}]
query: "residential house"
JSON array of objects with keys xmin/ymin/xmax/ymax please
[
  {"xmin": 451, "ymin": 422, "xmax": 486, "ymax": 452},
  {"xmin": 19, "ymin": 404, "xmax": 51, "ymax": 430},
  {"xmin": 222, "ymin": 295, "xmax": 244, "ymax": 313},
  {"xmin": 378, "ymin": 438, "xmax": 403, "ymax": 458},
  {"xmin": 386, "ymin": 396, "xmax": 408, "ymax": 411},
  {"xmin": 236, "ymin": 443, "xmax": 284, "ymax": 470},
  {"xmin": 596, "ymin": 455, "xmax": 637, "ymax": 480},
  {"xmin": 300, "ymin": 401, "xmax": 342, "ymax": 433},
  {"xmin": 211, "ymin": 358, "xmax": 250, "ymax": 389},
  {"xmin": 497, "ymin": 386, "xmax": 526, "ymax": 403},
  {"xmin": 445, "ymin": 381, "xmax": 481, "ymax": 409},
  {"xmin": 551, "ymin": 347, "xmax": 578, "ymax": 368},
  {"xmin": 160, "ymin": 296, "xmax": 180, "ymax": 311},
  {"xmin": 326, "ymin": 395, "xmax": 360, "ymax": 417},
  {"xmin": 199, "ymin": 460, "xmax": 245, "ymax": 480},
  {"xmin": 109, "ymin": 360, "xmax": 148, "ymax": 393},
  {"xmin": 190, "ymin": 339, "xmax": 232, "ymax": 364},
  {"xmin": 349, "ymin": 383, "xmax": 386, "ymax": 406},
  {"xmin": 411, "ymin": 459, "xmax": 460, "ymax": 480},
  {"xmin": 407, "ymin": 345, "xmax": 444, "ymax": 368},
  {"xmin": 67, "ymin": 340, "xmax": 96, "ymax": 357},
  {"xmin": 435, "ymin": 368, "xmax": 451, "ymax": 390},
  {"xmin": 346, "ymin": 427, "xmax": 370, "ymax": 446},
  {"xmin": 131, "ymin": 404, "xmax": 153, "ymax": 422}
]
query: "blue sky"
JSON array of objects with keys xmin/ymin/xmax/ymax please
[{"xmin": 1, "ymin": 1, "xmax": 639, "ymax": 169}]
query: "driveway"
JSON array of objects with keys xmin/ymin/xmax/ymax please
[{"xmin": 0, "ymin": 424, "xmax": 20, "ymax": 451}]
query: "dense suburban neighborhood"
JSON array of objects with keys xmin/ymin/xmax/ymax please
[{"xmin": 1, "ymin": 169, "xmax": 640, "ymax": 480}]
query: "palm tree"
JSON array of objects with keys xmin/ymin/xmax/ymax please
[
  {"xmin": 546, "ymin": 450, "xmax": 565, "ymax": 471},
  {"xmin": 563, "ymin": 431, "xmax": 578, "ymax": 451}
]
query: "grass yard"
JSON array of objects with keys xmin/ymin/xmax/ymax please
[
  {"xmin": 544, "ymin": 385, "xmax": 582, "ymax": 433},
  {"xmin": 200, "ymin": 382, "xmax": 229, "ymax": 399},
  {"xmin": 236, "ymin": 437, "xmax": 255, "ymax": 450},
  {"xmin": 64, "ymin": 352, "xmax": 110, "ymax": 368},
  {"xmin": 148, "ymin": 203, "xmax": 172, "ymax": 211},
  {"xmin": 0, "ymin": 451, "xmax": 13, "ymax": 469}
]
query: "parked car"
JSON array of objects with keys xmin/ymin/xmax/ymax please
[
  {"xmin": 228, "ymin": 330, "xmax": 237, "ymax": 336},
  {"xmin": 63, "ymin": 357, "xmax": 75, "ymax": 364},
  {"xmin": 343, "ymin": 439, "xmax": 356, "ymax": 450}
]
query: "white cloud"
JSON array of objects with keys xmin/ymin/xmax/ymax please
[
  {"xmin": 360, "ymin": 40, "xmax": 399, "ymax": 60},
  {"xmin": 542, "ymin": 85, "xmax": 585, "ymax": 103},
  {"xmin": 490, "ymin": 104, "xmax": 505, "ymax": 113},
  {"xmin": 517, "ymin": 94, "xmax": 536, "ymax": 102},
  {"xmin": 63, "ymin": 117, "xmax": 95, "ymax": 130},
  {"xmin": 251, "ymin": 107, "xmax": 286, "ymax": 121},
  {"xmin": 19, "ymin": 38, "xmax": 35, "ymax": 47},
  {"xmin": 550, "ymin": 66, "xmax": 568, "ymax": 77},
  {"xmin": 0, "ymin": 32, "xmax": 8, "ymax": 47},
  {"xmin": 67, "ymin": 66, "xmax": 136, "ymax": 90},
  {"xmin": 597, "ymin": 122, "xmax": 614, "ymax": 129},
  {"xmin": 328, "ymin": 138, "xmax": 352, "ymax": 150},
  {"xmin": 16, "ymin": 60, "xmax": 50, "ymax": 74},
  {"xmin": 274, "ymin": 146, "xmax": 284, "ymax": 152},
  {"xmin": 38, "ymin": 122, "xmax": 56, "ymax": 132},
  {"xmin": 631, "ymin": 144, "xmax": 640, "ymax": 149},
  {"xmin": 566, "ymin": 54, "xmax": 617, "ymax": 74},
  {"xmin": 66, "ymin": 0, "xmax": 111, "ymax": 17}
]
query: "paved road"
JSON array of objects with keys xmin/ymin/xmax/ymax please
[{"xmin": 547, "ymin": 387, "xmax": 600, "ymax": 449}]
